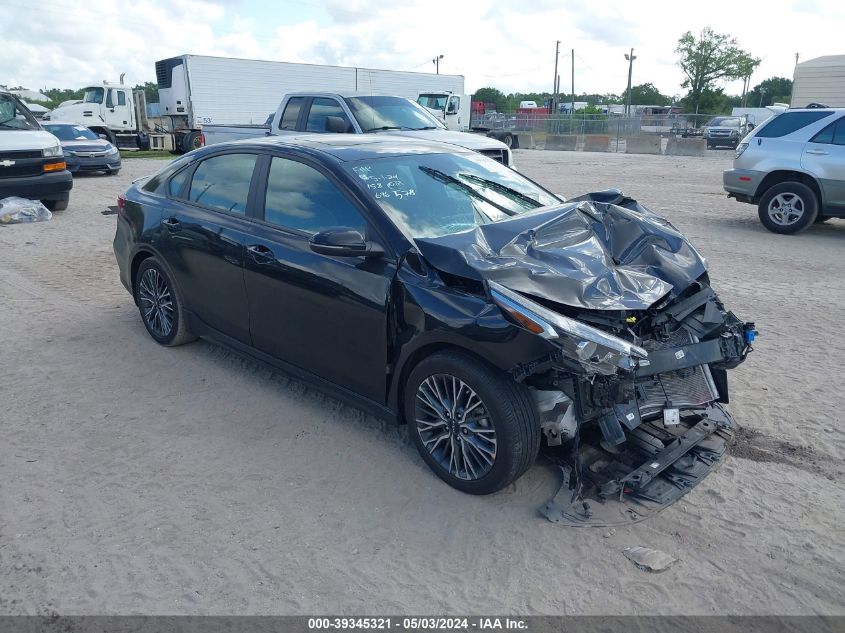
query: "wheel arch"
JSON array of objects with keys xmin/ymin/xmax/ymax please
[
  {"xmin": 129, "ymin": 247, "xmax": 182, "ymax": 306},
  {"xmin": 389, "ymin": 341, "xmax": 516, "ymax": 426},
  {"xmin": 754, "ymin": 170, "xmax": 823, "ymax": 208}
]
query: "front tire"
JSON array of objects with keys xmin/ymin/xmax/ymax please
[
  {"xmin": 134, "ymin": 258, "xmax": 195, "ymax": 346},
  {"xmin": 757, "ymin": 181, "xmax": 818, "ymax": 234},
  {"xmin": 405, "ymin": 350, "xmax": 540, "ymax": 495}
]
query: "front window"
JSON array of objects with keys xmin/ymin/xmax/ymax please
[
  {"xmin": 346, "ymin": 152, "xmax": 560, "ymax": 238},
  {"xmin": 44, "ymin": 124, "xmax": 98, "ymax": 141},
  {"xmin": 0, "ymin": 94, "xmax": 40, "ymax": 130},
  {"xmin": 83, "ymin": 88, "xmax": 104, "ymax": 104},
  {"xmin": 418, "ymin": 94, "xmax": 448, "ymax": 110},
  {"xmin": 345, "ymin": 96, "xmax": 446, "ymax": 132},
  {"xmin": 706, "ymin": 117, "xmax": 740, "ymax": 127}
]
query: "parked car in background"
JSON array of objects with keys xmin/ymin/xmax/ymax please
[
  {"xmin": 114, "ymin": 134, "xmax": 754, "ymax": 513},
  {"xmin": 0, "ymin": 91, "xmax": 72, "ymax": 210},
  {"xmin": 702, "ymin": 115, "xmax": 755, "ymax": 149},
  {"xmin": 202, "ymin": 92, "xmax": 514, "ymax": 167},
  {"xmin": 724, "ymin": 107, "xmax": 845, "ymax": 233},
  {"xmin": 43, "ymin": 122, "xmax": 121, "ymax": 175}
]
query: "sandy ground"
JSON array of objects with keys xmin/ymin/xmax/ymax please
[{"xmin": 1, "ymin": 150, "xmax": 843, "ymax": 616}]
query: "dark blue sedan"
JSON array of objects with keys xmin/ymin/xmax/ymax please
[{"xmin": 43, "ymin": 122, "xmax": 121, "ymax": 175}]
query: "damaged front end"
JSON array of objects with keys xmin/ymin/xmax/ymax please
[
  {"xmin": 414, "ymin": 191, "xmax": 756, "ymax": 523},
  {"xmin": 492, "ymin": 278, "xmax": 755, "ymax": 526}
]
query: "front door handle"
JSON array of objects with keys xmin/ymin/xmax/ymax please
[
  {"xmin": 806, "ymin": 149, "xmax": 828, "ymax": 155},
  {"xmin": 162, "ymin": 217, "xmax": 181, "ymax": 229},
  {"xmin": 247, "ymin": 244, "xmax": 274, "ymax": 263}
]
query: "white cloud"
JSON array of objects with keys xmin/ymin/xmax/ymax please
[{"xmin": 1, "ymin": 0, "xmax": 843, "ymax": 100}]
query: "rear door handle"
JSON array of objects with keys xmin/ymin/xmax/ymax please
[
  {"xmin": 162, "ymin": 217, "xmax": 181, "ymax": 229},
  {"xmin": 806, "ymin": 149, "xmax": 828, "ymax": 155},
  {"xmin": 247, "ymin": 244, "xmax": 274, "ymax": 262}
]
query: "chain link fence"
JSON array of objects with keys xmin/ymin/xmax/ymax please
[{"xmin": 470, "ymin": 112, "xmax": 738, "ymax": 152}]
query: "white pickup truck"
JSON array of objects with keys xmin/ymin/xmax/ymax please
[{"xmin": 202, "ymin": 92, "xmax": 514, "ymax": 167}]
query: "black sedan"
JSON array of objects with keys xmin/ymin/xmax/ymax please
[
  {"xmin": 113, "ymin": 136, "xmax": 754, "ymax": 511},
  {"xmin": 43, "ymin": 122, "xmax": 121, "ymax": 175}
]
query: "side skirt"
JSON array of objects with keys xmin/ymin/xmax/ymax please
[{"xmin": 184, "ymin": 311, "xmax": 398, "ymax": 424}]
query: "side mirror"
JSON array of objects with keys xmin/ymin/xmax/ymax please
[
  {"xmin": 309, "ymin": 228, "xmax": 384, "ymax": 258},
  {"xmin": 325, "ymin": 116, "xmax": 351, "ymax": 133}
]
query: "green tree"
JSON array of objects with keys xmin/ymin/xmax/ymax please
[
  {"xmin": 676, "ymin": 27, "xmax": 760, "ymax": 113},
  {"xmin": 472, "ymin": 87, "xmax": 508, "ymax": 112},
  {"xmin": 681, "ymin": 88, "xmax": 737, "ymax": 116},
  {"xmin": 42, "ymin": 88, "xmax": 85, "ymax": 109},
  {"xmin": 628, "ymin": 83, "xmax": 670, "ymax": 106},
  {"xmin": 133, "ymin": 82, "xmax": 159, "ymax": 105},
  {"xmin": 746, "ymin": 77, "xmax": 792, "ymax": 107}
]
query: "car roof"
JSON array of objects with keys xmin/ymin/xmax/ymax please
[
  {"xmin": 212, "ymin": 134, "xmax": 476, "ymax": 162},
  {"xmin": 786, "ymin": 107, "xmax": 845, "ymax": 113},
  {"xmin": 284, "ymin": 92, "xmax": 415, "ymax": 100}
]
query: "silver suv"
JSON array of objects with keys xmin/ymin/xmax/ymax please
[{"xmin": 723, "ymin": 108, "xmax": 845, "ymax": 234}]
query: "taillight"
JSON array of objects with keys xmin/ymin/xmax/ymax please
[
  {"xmin": 200, "ymin": 132, "xmax": 206, "ymax": 147},
  {"xmin": 117, "ymin": 193, "xmax": 126, "ymax": 211}
]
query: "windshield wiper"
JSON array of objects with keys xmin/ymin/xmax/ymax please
[
  {"xmin": 364, "ymin": 125, "xmax": 406, "ymax": 132},
  {"xmin": 418, "ymin": 166, "xmax": 516, "ymax": 216},
  {"xmin": 408, "ymin": 126, "xmax": 439, "ymax": 130},
  {"xmin": 457, "ymin": 173, "xmax": 544, "ymax": 209}
]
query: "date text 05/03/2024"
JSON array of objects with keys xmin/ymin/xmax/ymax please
[{"xmin": 307, "ymin": 617, "xmax": 528, "ymax": 630}]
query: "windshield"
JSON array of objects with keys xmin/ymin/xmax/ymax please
[
  {"xmin": 417, "ymin": 94, "xmax": 448, "ymax": 110},
  {"xmin": 44, "ymin": 124, "xmax": 98, "ymax": 141},
  {"xmin": 83, "ymin": 87, "xmax": 104, "ymax": 104},
  {"xmin": 346, "ymin": 152, "xmax": 561, "ymax": 238},
  {"xmin": 345, "ymin": 96, "xmax": 446, "ymax": 132},
  {"xmin": 706, "ymin": 117, "xmax": 741, "ymax": 127},
  {"xmin": 0, "ymin": 94, "xmax": 40, "ymax": 130}
]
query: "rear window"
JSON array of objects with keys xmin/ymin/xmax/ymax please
[
  {"xmin": 187, "ymin": 153, "xmax": 257, "ymax": 214},
  {"xmin": 810, "ymin": 116, "xmax": 845, "ymax": 146},
  {"xmin": 279, "ymin": 97, "xmax": 303, "ymax": 130},
  {"xmin": 755, "ymin": 111, "xmax": 833, "ymax": 138}
]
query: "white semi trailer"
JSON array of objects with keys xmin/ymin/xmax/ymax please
[{"xmin": 155, "ymin": 54, "xmax": 466, "ymax": 153}]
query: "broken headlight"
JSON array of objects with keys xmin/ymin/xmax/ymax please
[{"xmin": 489, "ymin": 281, "xmax": 648, "ymax": 374}]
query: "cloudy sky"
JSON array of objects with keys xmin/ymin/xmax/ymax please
[{"xmin": 2, "ymin": 0, "xmax": 842, "ymax": 98}]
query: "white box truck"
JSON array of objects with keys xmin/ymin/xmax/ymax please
[{"xmin": 156, "ymin": 54, "xmax": 467, "ymax": 152}]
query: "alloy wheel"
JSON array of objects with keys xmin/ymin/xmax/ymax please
[
  {"xmin": 767, "ymin": 192, "xmax": 805, "ymax": 226},
  {"xmin": 138, "ymin": 268, "xmax": 174, "ymax": 338},
  {"xmin": 414, "ymin": 374, "xmax": 497, "ymax": 481}
]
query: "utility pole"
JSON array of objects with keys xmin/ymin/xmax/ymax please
[
  {"xmin": 571, "ymin": 48, "xmax": 575, "ymax": 115},
  {"xmin": 624, "ymin": 48, "xmax": 636, "ymax": 117},
  {"xmin": 552, "ymin": 41, "xmax": 560, "ymax": 114},
  {"xmin": 432, "ymin": 54, "xmax": 443, "ymax": 74}
]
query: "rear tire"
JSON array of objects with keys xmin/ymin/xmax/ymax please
[
  {"xmin": 42, "ymin": 199, "xmax": 68, "ymax": 211},
  {"xmin": 182, "ymin": 131, "xmax": 202, "ymax": 153},
  {"xmin": 501, "ymin": 132, "xmax": 514, "ymax": 148},
  {"xmin": 757, "ymin": 181, "xmax": 818, "ymax": 234},
  {"xmin": 404, "ymin": 350, "xmax": 540, "ymax": 495},
  {"xmin": 134, "ymin": 258, "xmax": 196, "ymax": 347}
]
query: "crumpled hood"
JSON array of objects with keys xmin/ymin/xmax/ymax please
[{"xmin": 414, "ymin": 191, "xmax": 708, "ymax": 311}]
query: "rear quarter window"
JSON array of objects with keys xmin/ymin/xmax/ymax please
[{"xmin": 755, "ymin": 111, "xmax": 834, "ymax": 138}]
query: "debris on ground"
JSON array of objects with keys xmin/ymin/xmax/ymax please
[
  {"xmin": 623, "ymin": 546, "xmax": 677, "ymax": 572},
  {"xmin": 0, "ymin": 197, "xmax": 52, "ymax": 225}
]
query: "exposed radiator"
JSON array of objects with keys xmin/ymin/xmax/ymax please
[{"xmin": 636, "ymin": 328, "xmax": 719, "ymax": 417}]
